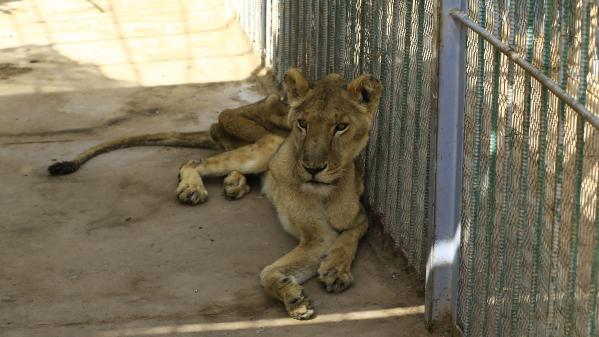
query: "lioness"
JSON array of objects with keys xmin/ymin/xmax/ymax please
[{"xmin": 48, "ymin": 69, "xmax": 382, "ymax": 320}]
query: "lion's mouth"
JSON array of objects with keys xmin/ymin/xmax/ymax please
[
  {"xmin": 306, "ymin": 177, "xmax": 338, "ymax": 186},
  {"xmin": 307, "ymin": 179, "xmax": 330, "ymax": 185}
]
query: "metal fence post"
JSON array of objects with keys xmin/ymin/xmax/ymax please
[
  {"xmin": 260, "ymin": 0, "xmax": 266, "ymax": 60},
  {"xmin": 425, "ymin": 0, "xmax": 467, "ymax": 331}
]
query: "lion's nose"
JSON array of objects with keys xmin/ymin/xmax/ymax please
[{"xmin": 303, "ymin": 163, "xmax": 327, "ymax": 176}]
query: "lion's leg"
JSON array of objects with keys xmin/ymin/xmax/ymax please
[
  {"xmin": 318, "ymin": 208, "xmax": 368, "ymax": 293},
  {"xmin": 217, "ymin": 94, "xmax": 289, "ymax": 144},
  {"xmin": 218, "ymin": 109, "xmax": 271, "ymax": 144},
  {"xmin": 177, "ymin": 134, "xmax": 284, "ymax": 205},
  {"xmin": 209, "ymin": 123, "xmax": 249, "ymax": 151},
  {"xmin": 260, "ymin": 239, "xmax": 334, "ymax": 320}
]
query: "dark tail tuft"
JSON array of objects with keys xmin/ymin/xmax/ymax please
[{"xmin": 48, "ymin": 161, "xmax": 79, "ymax": 175}]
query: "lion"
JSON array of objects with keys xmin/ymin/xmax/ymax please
[{"xmin": 48, "ymin": 69, "xmax": 382, "ymax": 320}]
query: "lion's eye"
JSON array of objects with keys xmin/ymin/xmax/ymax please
[
  {"xmin": 335, "ymin": 123, "xmax": 349, "ymax": 132},
  {"xmin": 297, "ymin": 119, "xmax": 307, "ymax": 130}
]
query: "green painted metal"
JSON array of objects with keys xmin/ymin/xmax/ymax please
[
  {"xmin": 383, "ymin": 0, "xmax": 402, "ymax": 242},
  {"xmin": 327, "ymin": 0, "xmax": 336, "ymax": 73},
  {"xmin": 481, "ymin": 0, "xmax": 502, "ymax": 335},
  {"xmin": 408, "ymin": 0, "xmax": 426, "ymax": 267},
  {"xmin": 359, "ymin": 0, "xmax": 373, "ymax": 195},
  {"xmin": 394, "ymin": 0, "xmax": 414, "ymax": 250},
  {"xmin": 463, "ymin": 0, "xmax": 486, "ymax": 335},
  {"xmin": 319, "ymin": 0, "xmax": 328, "ymax": 78},
  {"xmin": 529, "ymin": 1, "xmax": 554, "ymax": 336},
  {"xmin": 346, "ymin": 0, "xmax": 358, "ymax": 79},
  {"xmin": 566, "ymin": 2, "xmax": 592, "ymax": 336},
  {"xmin": 509, "ymin": 1, "xmax": 536, "ymax": 335},
  {"xmin": 371, "ymin": 0, "xmax": 385, "ymax": 211},
  {"xmin": 312, "ymin": 0, "xmax": 319, "ymax": 80},
  {"xmin": 492, "ymin": 1, "xmax": 517, "ymax": 336},
  {"xmin": 545, "ymin": 0, "xmax": 570, "ymax": 335},
  {"xmin": 335, "ymin": 0, "xmax": 346, "ymax": 75}
]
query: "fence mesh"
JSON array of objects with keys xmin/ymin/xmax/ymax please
[
  {"xmin": 458, "ymin": 1, "xmax": 599, "ymax": 337},
  {"xmin": 231, "ymin": 0, "xmax": 599, "ymax": 336}
]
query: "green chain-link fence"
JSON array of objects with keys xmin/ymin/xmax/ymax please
[
  {"xmin": 229, "ymin": 1, "xmax": 599, "ymax": 336},
  {"xmin": 457, "ymin": 1, "xmax": 599, "ymax": 337}
]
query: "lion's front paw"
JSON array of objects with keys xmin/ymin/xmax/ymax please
[
  {"xmin": 177, "ymin": 160, "xmax": 208, "ymax": 205},
  {"xmin": 177, "ymin": 182, "xmax": 208, "ymax": 205},
  {"xmin": 223, "ymin": 171, "xmax": 250, "ymax": 200},
  {"xmin": 285, "ymin": 290, "xmax": 315, "ymax": 320},
  {"xmin": 318, "ymin": 248, "xmax": 354, "ymax": 293}
]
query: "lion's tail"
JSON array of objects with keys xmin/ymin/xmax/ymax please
[{"xmin": 48, "ymin": 131, "xmax": 218, "ymax": 175}]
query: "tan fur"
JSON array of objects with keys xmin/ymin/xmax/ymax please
[
  {"xmin": 49, "ymin": 68, "xmax": 382, "ymax": 320},
  {"xmin": 177, "ymin": 69, "xmax": 382, "ymax": 320}
]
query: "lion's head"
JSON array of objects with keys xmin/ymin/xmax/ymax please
[{"xmin": 282, "ymin": 69, "xmax": 382, "ymax": 188}]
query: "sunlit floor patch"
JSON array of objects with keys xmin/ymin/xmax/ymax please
[{"xmin": 99, "ymin": 306, "xmax": 425, "ymax": 336}]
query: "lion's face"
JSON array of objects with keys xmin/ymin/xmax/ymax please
[{"xmin": 282, "ymin": 70, "xmax": 382, "ymax": 188}]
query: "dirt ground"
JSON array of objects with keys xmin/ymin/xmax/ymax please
[{"xmin": 0, "ymin": 1, "xmax": 435, "ymax": 336}]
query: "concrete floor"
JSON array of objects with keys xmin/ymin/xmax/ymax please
[{"xmin": 0, "ymin": 1, "xmax": 433, "ymax": 336}]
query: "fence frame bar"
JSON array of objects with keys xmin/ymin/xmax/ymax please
[{"xmin": 425, "ymin": 0, "xmax": 467, "ymax": 329}]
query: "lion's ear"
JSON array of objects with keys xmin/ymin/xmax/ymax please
[
  {"xmin": 283, "ymin": 68, "xmax": 310, "ymax": 103},
  {"xmin": 347, "ymin": 75, "xmax": 383, "ymax": 115}
]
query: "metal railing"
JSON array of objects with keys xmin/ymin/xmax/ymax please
[{"xmin": 229, "ymin": 1, "xmax": 599, "ymax": 336}]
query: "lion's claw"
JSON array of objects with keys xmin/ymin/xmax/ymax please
[
  {"xmin": 177, "ymin": 182, "xmax": 208, "ymax": 205},
  {"xmin": 285, "ymin": 292, "xmax": 315, "ymax": 320}
]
